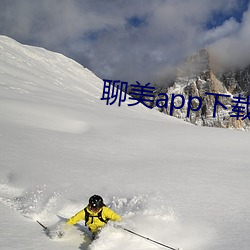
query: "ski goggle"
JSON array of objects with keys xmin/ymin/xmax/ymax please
[{"xmin": 90, "ymin": 204, "xmax": 101, "ymax": 211}]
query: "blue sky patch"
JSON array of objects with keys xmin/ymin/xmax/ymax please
[
  {"xmin": 206, "ymin": 0, "xmax": 249, "ymax": 29},
  {"xmin": 126, "ymin": 15, "xmax": 147, "ymax": 28}
]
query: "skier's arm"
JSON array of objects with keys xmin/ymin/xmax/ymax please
[
  {"xmin": 67, "ymin": 209, "xmax": 85, "ymax": 225},
  {"xmin": 104, "ymin": 207, "xmax": 122, "ymax": 222}
]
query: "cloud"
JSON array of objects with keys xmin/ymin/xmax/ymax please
[
  {"xmin": 200, "ymin": 18, "xmax": 240, "ymax": 45},
  {"xmin": 209, "ymin": 4, "xmax": 250, "ymax": 69},
  {"xmin": 0, "ymin": 0, "xmax": 249, "ymax": 83}
]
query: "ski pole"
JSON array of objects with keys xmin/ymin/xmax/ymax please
[
  {"xmin": 122, "ymin": 227, "xmax": 180, "ymax": 250},
  {"xmin": 37, "ymin": 220, "xmax": 48, "ymax": 231}
]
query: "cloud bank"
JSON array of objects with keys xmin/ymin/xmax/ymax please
[{"xmin": 0, "ymin": 0, "xmax": 249, "ymax": 83}]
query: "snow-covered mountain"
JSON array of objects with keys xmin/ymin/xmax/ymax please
[
  {"xmin": 153, "ymin": 49, "xmax": 250, "ymax": 130},
  {"xmin": 0, "ymin": 36, "xmax": 250, "ymax": 250}
]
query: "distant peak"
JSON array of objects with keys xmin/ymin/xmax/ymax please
[{"xmin": 177, "ymin": 49, "xmax": 211, "ymax": 78}]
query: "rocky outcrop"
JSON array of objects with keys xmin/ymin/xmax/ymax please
[{"xmin": 156, "ymin": 49, "xmax": 250, "ymax": 130}]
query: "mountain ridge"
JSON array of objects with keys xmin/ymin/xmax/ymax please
[{"xmin": 153, "ymin": 48, "xmax": 250, "ymax": 130}]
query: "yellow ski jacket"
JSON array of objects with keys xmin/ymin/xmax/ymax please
[{"xmin": 67, "ymin": 206, "xmax": 121, "ymax": 233}]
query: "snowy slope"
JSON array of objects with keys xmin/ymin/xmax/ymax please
[{"xmin": 0, "ymin": 36, "xmax": 250, "ymax": 250}]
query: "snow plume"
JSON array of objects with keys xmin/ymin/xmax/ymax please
[
  {"xmin": 0, "ymin": 180, "xmax": 213, "ymax": 250},
  {"xmin": 0, "ymin": 0, "xmax": 249, "ymax": 82}
]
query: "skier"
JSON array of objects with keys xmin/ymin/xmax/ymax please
[{"xmin": 66, "ymin": 194, "xmax": 122, "ymax": 239}]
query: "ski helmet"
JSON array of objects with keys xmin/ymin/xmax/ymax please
[{"xmin": 89, "ymin": 195, "xmax": 104, "ymax": 210}]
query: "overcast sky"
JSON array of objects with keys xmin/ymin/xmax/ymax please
[{"xmin": 0, "ymin": 0, "xmax": 249, "ymax": 83}]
